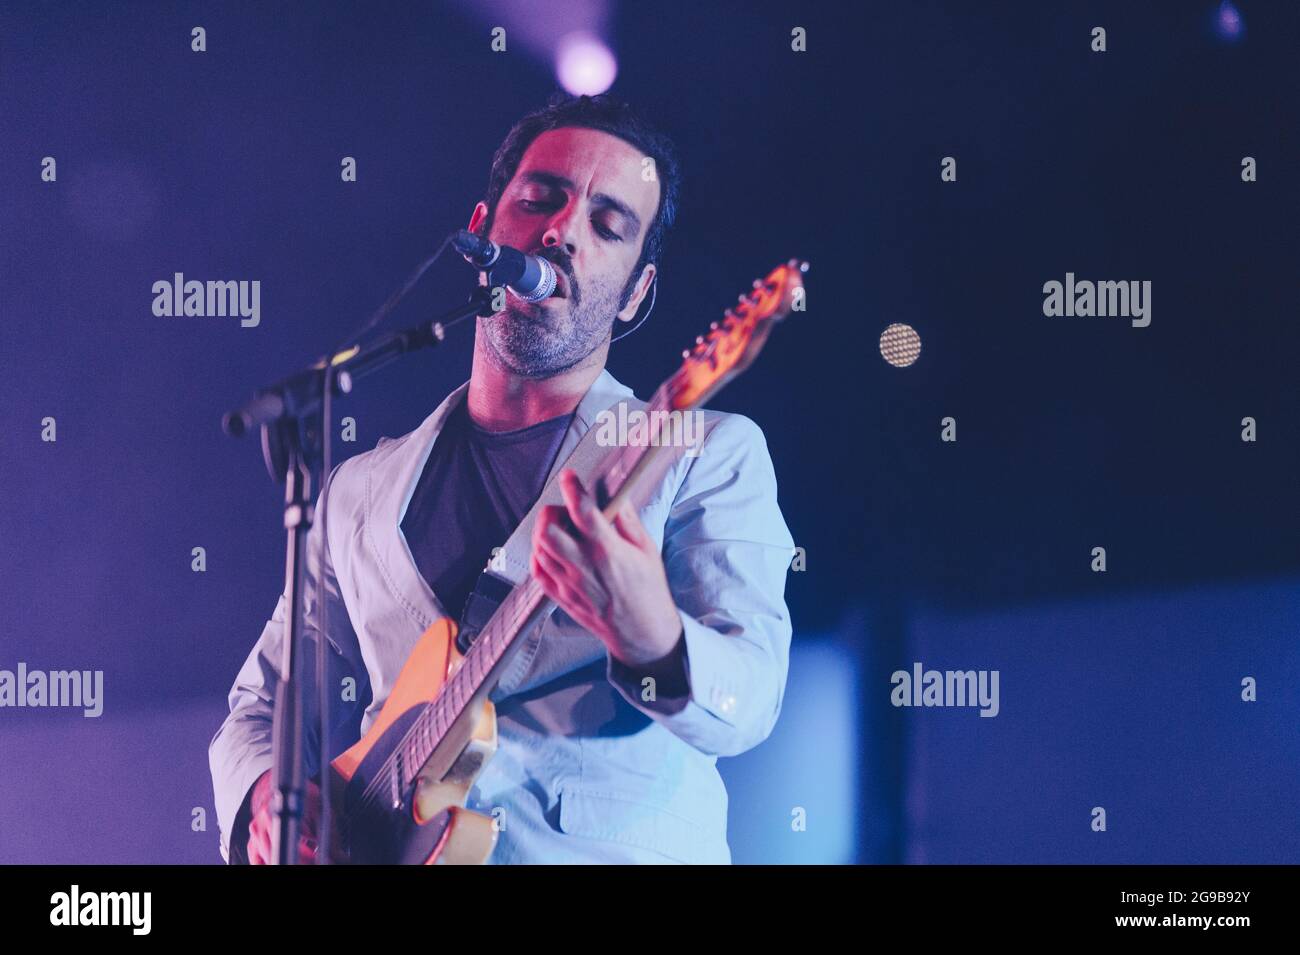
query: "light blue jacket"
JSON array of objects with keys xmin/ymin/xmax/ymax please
[{"xmin": 208, "ymin": 367, "xmax": 795, "ymax": 864}]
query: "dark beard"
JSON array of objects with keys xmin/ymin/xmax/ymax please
[{"xmin": 481, "ymin": 250, "xmax": 639, "ymax": 379}]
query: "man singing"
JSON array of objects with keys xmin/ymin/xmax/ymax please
[{"xmin": 209, "ymin": 93, "xmax": 795, "ymax": 864}]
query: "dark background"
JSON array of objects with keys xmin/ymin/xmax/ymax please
[{"xmin": 1, "ymin": 0, "xmax": 1296, "ymax": 863}]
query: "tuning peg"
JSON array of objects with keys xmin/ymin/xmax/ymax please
[
  {"xmin": 709, "ymin": 321, "xmax": 718, "ymax": 330},
  {"xmin": 681, "ymin": 348, "xmax": 691, "ymax": 359}
]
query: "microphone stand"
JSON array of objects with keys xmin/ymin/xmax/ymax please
[{"xmin": 222, "ymin": 284, "xmax": 493, "ymax": 864}]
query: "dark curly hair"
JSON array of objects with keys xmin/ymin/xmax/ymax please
[{"xmin": 480, "ymin": 93, "xmax": 682, "ymax": 298}]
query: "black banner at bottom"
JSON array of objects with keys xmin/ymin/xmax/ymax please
[{"xmin": 0, "ymin": 864, "xmax": 1283, "ymax": 940}]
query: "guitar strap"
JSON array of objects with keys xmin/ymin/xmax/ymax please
[{"xmin": 455, "ymin": 394, "xmax": 648, "ymax": 655}]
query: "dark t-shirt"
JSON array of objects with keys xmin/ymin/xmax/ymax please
[{"xmin": 400, "ymin": 398, "xmax": 575, "ymax": 621}]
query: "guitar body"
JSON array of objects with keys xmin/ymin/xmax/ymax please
[{"xmin": 327, "ymin": 617, "xmax": 500, "ymax": 864}]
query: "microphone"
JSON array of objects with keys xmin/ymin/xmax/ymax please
[{"xmin": 451, "ymin": 229, "xmax": 558, "ymax": 302}]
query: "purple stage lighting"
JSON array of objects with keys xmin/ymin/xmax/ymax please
[
  {"xmin": 555, "ymin": 31, "xmax": 617, "ymax": 95},
  {"xmin": 1214, "ymin": 1, "xmax": 1245, "ymax": 42}
]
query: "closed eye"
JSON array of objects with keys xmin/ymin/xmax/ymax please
[{"xmin": 519, "ymin": 197, "xmax": 622, "ymax": 241}]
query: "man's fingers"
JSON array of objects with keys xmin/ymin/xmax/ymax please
[
  {"xmin": 558, "ymin": 469, "xmax": 590, "ymax": 530},
  {"xmin": 559, "ymin": 469, "xmax": 615, "ymax": 544},
  {"xmin": 613, "ymin": 500, "xmax": 652, "ymax": 550},
  {"xmin": 537, "ymin": 519, "xmax": 586, "ymax": 569},
  {"xmin": 249, "ymin": 827, "xmax": 271, "ymax": 865},
  {"xmin": 250, "ymin": 798, "xmax": 333, "ymax": 864},
  {"xmin": 536, "ymin": 503, "xmax": 567, "ymax": 528},
  {"xmin": 533, "ymin": 504, "xmax": 571, "ymax": 548},
  {"xmin": 533, "ymin": 555, "xmax": 576, "ymax": 611},
  {"xmin": 250, "ymin": 836, "xmax": 321, "ymax": 865},
  {"xmin": 533, "ymin": 549, "xmax": 596, "ymax": 613},
  {"xmin": 533, "ymin": 555, "xmax": 605, "ymax": 637},
  {"xmin": 535, "ymin": 518, "xmax": 610, "ymax": 610}
]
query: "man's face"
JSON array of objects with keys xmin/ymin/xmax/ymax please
[{"xmin": 469, "ymin": 126, "xmax": 661, "ymax": 378}]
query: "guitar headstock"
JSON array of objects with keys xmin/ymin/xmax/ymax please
[{"xmin": 668, "ymin": 259, "xmax": 808, "ymax": 410}]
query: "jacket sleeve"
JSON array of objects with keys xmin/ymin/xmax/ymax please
[
  {"xmin": 606, "ymin": 413, "xmax": 796, "ymax": 758},
  {"xmin": 206, "ymin": 462, "xmax": 371, "ymax": 863}
]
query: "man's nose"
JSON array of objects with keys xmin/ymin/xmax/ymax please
[{"xmin": 541, "ymin": 210, "xmax": 579, "ymax": 257}]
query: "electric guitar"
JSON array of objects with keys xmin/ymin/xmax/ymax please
[{"xmin": 324, "ymin": 259, "xmax": 808, "ymax": 863}]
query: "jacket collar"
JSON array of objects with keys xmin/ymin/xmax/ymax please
[{"xmin": 366, "ymin": 366, "xmax": 638, "ymax": 631}]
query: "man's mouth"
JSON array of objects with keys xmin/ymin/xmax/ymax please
[{"xmin": 551, "ymin": 271, "xmax": 568, "ymax": 299}]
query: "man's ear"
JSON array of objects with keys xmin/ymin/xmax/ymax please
[
  {"xmin": 467, "ymin": 201, "xmax": 489, "ymax": 236},
  {"xmin": 617, "ymin": 263, "xmax": 657, "ymax": 323}
]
